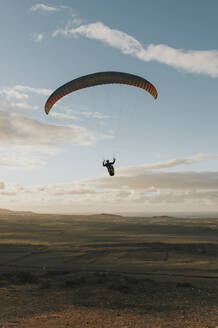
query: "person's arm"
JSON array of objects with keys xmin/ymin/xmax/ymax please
[
  {"xmin": 112, "ymin": 158, "xmax": 115, "ymax": 164},
  {"xmin": 103, "ymin": 160, "xmax": 106, "ymax": 167}
]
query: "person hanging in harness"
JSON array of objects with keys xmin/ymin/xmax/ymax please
[{"xmin": 103, "ymin": 158, "xmax": 116, "ymax": 176}]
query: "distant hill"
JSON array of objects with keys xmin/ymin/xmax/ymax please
[
  {"xmin": 0, "ymin": 208, "xmax": 35, "ymax": 215},
  {"xmin": 152, "ymin": 215, "xmax": 174, "ymax": 219},
  {"xmin": 0, "ymin": 208, "xmax": 14, "ymax": 214},
  {"xmin": 89, "ymin": 213, "xmax": 123, "ymax": 218},
  {"xmin": 99, "ymin": 213, "xmax": 123, "ymax": 217}
]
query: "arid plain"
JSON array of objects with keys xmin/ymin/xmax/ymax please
[{"xmin": 0, "ymin": 209, "xmax": 218, "ymax": 327}]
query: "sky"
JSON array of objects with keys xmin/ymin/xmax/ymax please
[{"xmin": 0, "ymin": 0, "xmax": 218, "ymax": 214}]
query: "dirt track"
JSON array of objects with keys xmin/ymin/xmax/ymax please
[{"xmin": 2, "ymin": 304, "xmax": 218, "ymax": 328}]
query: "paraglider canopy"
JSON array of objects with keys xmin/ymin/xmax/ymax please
[{"xmin": 44, "ymin": 71, "xmax": 158, "ymax": 114}]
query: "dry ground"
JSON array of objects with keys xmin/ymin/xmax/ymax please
[
  {"xmin": 0, "ymin": 211, "xmax": 218, "ymax": 327},
  {"xmin": 0, "ymin": 271, "xmax": 218, "ymax": 327}
]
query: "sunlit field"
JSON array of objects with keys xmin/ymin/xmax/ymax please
[{"xmin": 1, "ymin": 210, "xmax": 218, "ymax": 276}]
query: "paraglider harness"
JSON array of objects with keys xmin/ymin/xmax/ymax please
[{"xmin": 103, "ymin": 158, "xmax": 115, "ymax": 176}]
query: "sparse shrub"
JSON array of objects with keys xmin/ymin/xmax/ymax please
[
  {"xmin": 124, "ymin": 276, "xmax": 139, "ymax": 285},
  {"xmin": 62, "ymin": 280, "xmax": 78, "ymax": 288},
  {"xmin": 108, "ymin": 278, "xmax": 130, "ymax": 293},
  {"xmin": 176, "ymin": 282, "xmax": 193, "ymax": 288},
  {"xmin": 0, "ymin": 279, "xmax": 6, "ymax": 287},
  {"xmin": 62, "ymin": 276, "xmax": 86, "ymax": 288},
  {"xmin": 97, "ymin": 276, "xmax": 104, "ymax": 284},
  {"xmin": 40, "ymin": 280, "xmax": 52, "ymax": 289},
  {"xmin": 15, "ymin": 271, "xmax": 39, "ymax": 284},
  {"xmin": 97, "ymin": 272, "xmax": 107, "ymax": 278},
  {"xmin": 43, "ymin": 270, "xmax": 70, "ymax": 277}
]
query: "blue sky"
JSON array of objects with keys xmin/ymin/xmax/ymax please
[{"xmin": 0, "ymin": 0, "xmax": 218, "ymax": 213}]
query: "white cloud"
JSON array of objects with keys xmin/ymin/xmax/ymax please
[
  {"xmin": 14, "ymin": 85, "xmax": 51, "ymax": 96},
  {"xmin": 30, "ymin": 3, "xmax": 82, "ymax": 29},
  {"xmin": 0, "ymin": 172, "xmax": 218, "ymax": 213},
  {"xmin": 93, "ymin": 171, "xmax": 218, "ymax": 191},
  {"xmin": 0, "ymin": 85, "xmax": 52, "ymax": 113},
  {"xmin": 0, "ymin": 84, "xmax": 98, "ymax": 169},
  {"xmin": 50, "ymin": 111, "xmax": 79, "ymax": 121},
  {"xmin": 0, "ymin": 150, "xmax": 45, "ymax": 169},
  {"xmin": 0, "ymin": 109, "xmax": 96, "ymax": 169},
  {"xmin": 80, "ymin": 111, "xmax": 110, "ymax": 120},
  {"xmin": 0, "ymin": 101, "xmax": 32, "ymax": 111},
  {"xmin": 0, "ymin": 88, "xmax": 28, "ymax": 100},
  {"xmin": 0, "ymin": 86, "xmax": 51, "ymax": 102},
  {"xmin": 54, "ymin": 22, "xmax": 218, "ymax": 77},
  {"xmin": 0, "ymin": 85, "xmax": 51, "ymax": 111},
  {"xmin": 31, "ymin": 3, "xmax": 59, "ymax": 13},
  {"xmin": 34, "ymin": 33, "xmax": 44, "ymax": 42},
  {"xmin": 0, "ymin": 110, "xmax": 95, "ymax": 149},
  {"xmin": 2, "ymin": 154, "xmax": 218, "ymax": 212},
  {"xmin": 10, "ymin": 102, "xmax": 32, "ymax": 110},
  {"xmin": 71, "ymin": 17, "xmax": 84, "ymax": 27},
  {"xmin": 0, "ymin": 182, "xmax": 5, "ymax": 189},
  {"xmin": 118, "ymin": 154, "xmax": 218, "ymax": 176}
]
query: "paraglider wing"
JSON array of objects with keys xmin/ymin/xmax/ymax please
[{"xmin": 45, "ymin": 71, "xmax": 158, "ymax": 114}]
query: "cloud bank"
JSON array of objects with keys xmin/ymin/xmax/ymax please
[{"xmin": 1, "ymin": 154, "xmax": 218, "ymax": 212}]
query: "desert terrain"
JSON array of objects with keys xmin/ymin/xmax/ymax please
[{"xmin": 0, "ymin": 209, "xmax": 218, "ymax": 327}]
